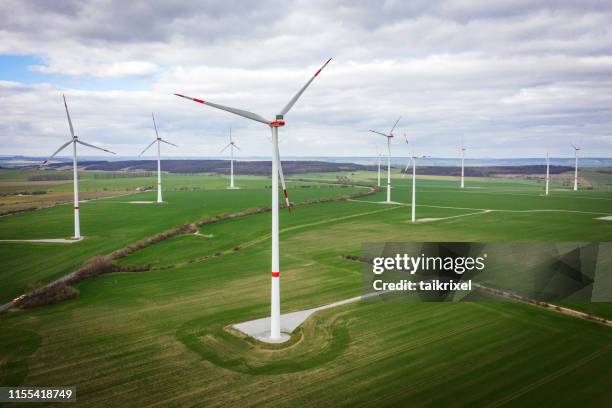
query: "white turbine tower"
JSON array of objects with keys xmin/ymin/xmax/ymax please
[
  {"xmin": 220, "ymin": 128, "xmax": 240, "ymax": 189},
  {"xmin": 405, "ymin": 136, "xmax": 428, "ymax": 223},
  {"xmin": 139, "ymin": 113, "xmax": 178, "ymax": 203},
  {"xmin": 545, "ymin": 153, "xmax": 550, "ymax": 196},
  {"xmin": 370, "ymin": 116, "xmax": 401, "ymax": 203},
  {"xmin": 376, "ymin": 145, "xmax": 382, "ymax": 187},
  {"xmin": 571, "ymin": 143, "xmax": 580, "ymax": 191},
  {"xmin": 460, "ymin": 137, "xmax": 466, "ymax": 189},
  {"xmin": 410, "ymin": 153, "xmax": 430, "ymax": 223},
  {"xmin": 411, "ymin": 154, "xmax": 416, "ymax": 223},
  {"xmin": 42, "ymin": 95, "xmax": 116, "ymax": 239},
  {"xmin": 175, "ymin": 58, "xmax": 332, "ymax": 341}
]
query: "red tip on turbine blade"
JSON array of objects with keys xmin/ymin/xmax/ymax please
[
  {"xmin": 271, "ymin": 272, "xmax": 280, "ymax": 277},
  {"xmin": 315, "ymin": 57, "xmax": 332, "ymax": 77},
  {"xmin": 175, "ymin": 93, "xmax": 205, "ymax": 104},
  {"xmin": 42, "ymin": 160, "xmax": 48, "ymax": 165},
  {"xmin": 283, "ymin": 189, "xmax": 288, "ymax": 199}
]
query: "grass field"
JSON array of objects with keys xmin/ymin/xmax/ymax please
[{"xmin": 1, "ymin": 167, "xmax": 611, "ymax": 407}]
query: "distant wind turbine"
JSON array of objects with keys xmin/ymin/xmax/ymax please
[
  {"xmin": 405, "ymin": 137, "xmax": 428, "ymax": 222},
  {"xmin": 460, "ymin": 136, "xmax": 466, "ymax": 189},
  {"xmin": 376, "ymin": 145, "xmax": 382, "ymax": 187},
  {"xmin": 42, "ymin": 95, "xmax": 116, "ymax": 238},
  {"xmin": 571, "ymin": 143, "xmax": 580, "ymax": 191},
  {"xmin": 139, "ymin": 113, "xmax": 178, "ymax": 203},
  {"xmin": 175, "ymin": 58, "xmax": 332, "ymax": 341},
  {"xmin": 545, "ymin": 153, "xmax": 550, "ymax": 196},
  {"xmin": 370, "ymin": 116, "xmax": 401, "ymax": 203},
  {"xmin": 220, "ymin": 128, "xmax": 240, "ymax": 189}
]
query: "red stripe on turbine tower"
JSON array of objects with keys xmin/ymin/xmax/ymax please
[{"xmin": 271, "ymin": 272, "xmax": 280, "ymax": 277}]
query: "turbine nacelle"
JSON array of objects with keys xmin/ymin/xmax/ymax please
[
  {"xmin": 270, "ymin": 115, "xmax": 285, "ymax": 128},
  {"xmin": 270, "ymin": 120, "xmax": 285, "ymax": 127}
]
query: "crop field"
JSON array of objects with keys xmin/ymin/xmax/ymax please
[{"xmin": 1, "ymin": 168, "xmax": 612, "ymax": 407}]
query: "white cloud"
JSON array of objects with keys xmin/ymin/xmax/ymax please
[{"xmin": 0, "ymin": 0, "xmax": 611, "ymax": 158}]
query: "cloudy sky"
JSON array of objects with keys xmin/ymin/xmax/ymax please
[{"xmin": 1, "ymin": 0, "xmax": 611, "ymax": 158}]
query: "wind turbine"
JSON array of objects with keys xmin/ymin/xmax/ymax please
[
  {"xmin": 405, "ymin": 136, "xmax": 429, "ymax": 223},
  {"xmin": 370, "ymin": 116, "xmax": 401, "ymax": 203},
  {"xmin": 376, "ymin": 145, "xmax": 382, "ymax": 187},
  {"xmin": 545, "ymin": 153, "xmax": 550, "ymax": 196},
  {"xmin": 139, "ymin": 113, "xmax": 178, "ymax": 203},
  {"xmin": 220, "ymin": 127, "xmax": 240, "ymax": 189},
  {"xmin": 571, "ymin": 143, "xmax": 580, "ymax": 191},
  {"xmin": 175, "ymin": 58, "xmax": 332, "ymax": 341},
  {"xmin": 460, "ymin": 137, "xmax": 466, "ymax": 189},
  {"xmin": 42, "ymin": 95, "xmax": 116, "ymax": 239}
]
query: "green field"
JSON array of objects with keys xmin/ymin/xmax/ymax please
[{"xmin": 1, "ymin": 168, "xmax": 612, "ymax": 406}]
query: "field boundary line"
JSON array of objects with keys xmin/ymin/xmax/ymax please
[
  {"xmin": 0, "ymin": 189, "xmax": 144, "ymax": 218},
  {"xmin": 348, "ymin": 199, "xmax": 611, "ymax": 216}
]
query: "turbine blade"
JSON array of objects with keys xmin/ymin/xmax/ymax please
[
  {"xmin": 279, "ymin": 58, "xmax": 332, "ymax": 116},
  {"xmin": 77, "ymin": 140, "xmax": 116, "ymax": 154},
  {"xmin": 369, "ymin": 129, "xmax": 390, "ymax": 138},
  {"xmin": 42, "ymin": 140, "xmax": 72, "ymax": 165},
  {"xmin": 139, "ymin": 140, "xmax": 156, "ymax": 157},
  {"xmin": 220, "ymin": 143, "xmax": 231, "ymax": 153},
  {"xmin": 63, "ymin": 94, "xmax": 75, "ymax": 138},
  {"xmin": 233, "ymin": 143, "xmax": 241, "ymax": 151},
  {"xmin": 389, "ymin": 116, "xmax": 401, "ymax": 135},
  {"xmin": 404, "ymin": 133, "xmax": 409, "ymax": 144},
  {"xmin": 273, "ymin": 139, "xmax": 292, "ymax": 212},
  {"xmin": 160, "ymin": 139, "xmax": 178, "ymax": 147},
  {"xmin": 152, "ymin": 112, "xmax": 160, "ymax": 139},
  {"xmin": 174, "ymin": 93, "xmax": 269, "ymax": 124}
]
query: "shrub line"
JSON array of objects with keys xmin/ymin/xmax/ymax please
[{"xmin": 4, "ymin": 182, "xmax": 379, "ymax": 311}]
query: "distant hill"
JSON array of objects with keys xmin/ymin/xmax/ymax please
[
  {"xmin": 400, "ymin": 165, "xmax": 574, "ymax": 177},
  {"xmin": 46, "ymin": 160, "xmax": 377, "ymax": 175},
  {"xmin": 37, "ymin": 159, "xmax": 580, "ymax": 177}
]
